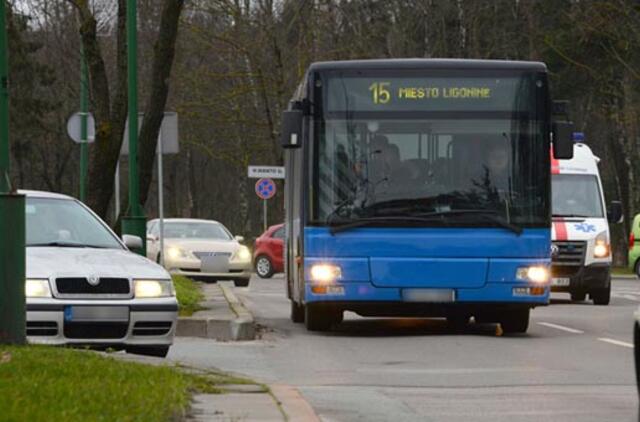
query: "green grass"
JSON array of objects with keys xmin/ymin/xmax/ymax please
[
  {"xmin": 0, "ymin": 345, "xmax": 230, "ymax": 422},
  {"xmin": 173, "ymin": 275, "xmax": 205, "ymax": 316},
  {"xmin": 612, "ymin": 266, "xmax": 635, "ymax": 276}
]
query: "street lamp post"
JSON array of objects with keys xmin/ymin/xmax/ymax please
[
  {"xmin": 121, "ymin": 0, "xmax": 146, "ymax": 256},
  {"xmin": 79, "ymin": 45, "xmax": 88, "ymax": 202},
  {"xmin": 0, "ymin": 0, "xmax": 26, "ymax": 344}
]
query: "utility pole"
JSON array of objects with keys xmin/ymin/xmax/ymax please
[
  {"xmin": 0, "ymin": 0, "xmax": 26, "ymax": 344},
  {"xmin": 79, "ymin": 45, "xmax": 88, "ymax": 202},
  {"xmin": 121, "ymin": 0, "xmax": 146, "ymax": 256}
]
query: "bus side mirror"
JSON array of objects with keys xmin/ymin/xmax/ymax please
[
  {"xmin": 281, "ymin": 110, "xmax": 303, "ymax": 149},
  {"xmin": 607, "ymin": 201, "xmax": 623, "ymax": 224},
  {"xmin": 552, "ymin": 121, "xmax": 574, "ymax": 159}
]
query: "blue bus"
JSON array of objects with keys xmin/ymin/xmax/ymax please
[{"xmin": 281, "ymin": 59, "xmax": 573, "ymax": 333}]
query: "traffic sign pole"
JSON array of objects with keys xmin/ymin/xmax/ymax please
[
  {"xmin": 263, "ymin": 199, "xmax": 267, "ymax": 232},
  {"xmin": 255, "ymin": 178, "xmax": 276, "ymax": 232},
  {"xmin": 79, "ymin": 45, "xmax": 89, "ymax": 202},
  {"xmin": 121, "ymin": 0, "xmax": 146, "ymax": 256},
  {"xmin": 0, "ymin": 0, "xmax": 26, "ymax": 345}
]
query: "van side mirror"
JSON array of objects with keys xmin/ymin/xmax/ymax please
[
  {"xmin": 552, "ymin": 121, "xmax": 574, "ymax": 159},
  {"xmin": 607, "ymin": 201, "xmax": 623, "ymax": 224},
  {"xmin": 281, "ymin": 110, "xmax": 303, "ymax": 149}
]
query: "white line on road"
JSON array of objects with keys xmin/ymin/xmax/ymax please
[
  {"xmin": 537, "ymin": 322, "xmax": 584, "ymax": 334},
  {"xmin": 598, "ymin": 338, "xmax": 633, "ymax": 348}
]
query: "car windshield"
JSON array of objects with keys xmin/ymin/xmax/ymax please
[
  {"xmin": 163, "ymin": 222, "xmax": 232, "ymax": 240},
  {"xmin": 552, "ymin": 174, "xmax": 604, "ymax": 218},
  {"xmin": 26, "ymin": 197, "xmax": 123, "ymax": 249}
]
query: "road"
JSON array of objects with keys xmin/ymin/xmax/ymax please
[{"xmin": 168, "ymin": 275, "xmax": 639, "ymax": 421}]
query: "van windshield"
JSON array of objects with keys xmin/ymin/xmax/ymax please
[{"xmin": 552, "ymin": 174, "xmax": 604, "ymax": 218}]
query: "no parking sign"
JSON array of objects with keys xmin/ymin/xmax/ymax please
[{"xmin": 255, "ymin": 178, "xmax": 276, "ymax": 200}]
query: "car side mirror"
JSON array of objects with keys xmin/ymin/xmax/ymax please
[
  {"xmin": 552, "ymin": 121, "xmax": 574, "ymax": 159},
  {"xmin": 146, "ymin": 234, "xmax": 157, "ymax": 242},
  {"xmin": 607, "ymin": 201, "xmax": 623, "ymax": 224},
  {"xmin": 235, "ymin": 235, "xmax": 245, "ymax": 243},
  {"xmin": 123, "ymin": 234, "xmax": 143, "ymax": 250},
  {"xmin": 281, "ymin": 110, "xmax": 303, "ymax": 149}
]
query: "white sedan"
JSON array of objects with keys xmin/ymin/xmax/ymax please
[
  {"xmin": 146, "ymin": 218, "xmax": 252, "ymax": 286},
  {"xmin": 25, "ymin": 191, "xmax": 177, "ymax": 357}
]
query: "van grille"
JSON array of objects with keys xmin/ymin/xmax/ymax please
[{"xmin": 552, "ymin": 241, "xmax": 586, "ymax": 266}]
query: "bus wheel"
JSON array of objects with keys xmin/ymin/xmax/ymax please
[
  {"xmin": 305, "ymin": 305, "xmax": 337, "ymax": 332},
  {"xmin": 500, "ymin": 309, "xmax": 529, "ymax": 334},
  {"xmin": 291, "ymin": 300, "xmax": 305, "ymax": 323},
  {"xmin": 591, "ymin": 285, "xmax": 611, "ymax": 306},
  {"xmin": 446, "ymin": 315, "xmax": 470, "ymax": 331}
]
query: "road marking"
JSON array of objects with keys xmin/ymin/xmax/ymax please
[
  {"xmin": 537, "ymin": 322, "xmax": 584, "ymax": 334},
  {"xmin": 598, "ymin": 338, "xmax": 633, "ymax": 348}
]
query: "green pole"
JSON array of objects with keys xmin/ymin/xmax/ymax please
[
  {"xmin": 121, "ymin": 0, "xmax": 146, "ymax": 256},
  {"xmin": 80, "ymin": 45, "xmax": 88, "ymax": 202},
  {"xmin": 0, "ymin": 0, "xmax": 26, "ymax": 345}
]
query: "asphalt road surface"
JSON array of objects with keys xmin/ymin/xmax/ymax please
[{"xmin": 168, "ymin": 275, "xmax": 639, "ymax": 421}]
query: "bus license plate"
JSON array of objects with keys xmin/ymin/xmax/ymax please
[
  {"xmin": 402, "ymin": 288, "xmax": 455, "ymax": 303},
  {"xmin": 551, "ymin": 278, "xmax": 570, "ymax": 287}
]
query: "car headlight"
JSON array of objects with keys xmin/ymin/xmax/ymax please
[
  {"xmin": 134, "ymin": 279, "xmax": 175, "ymax": 298},
  {"xmin": 166, "ymin": 247, "xmax": 191, "ymax": 260},
  {"xmin": 234, "ymin": 246, "xmax": 252, "ymax": 262},
  {"xmin": 25, "ymin": 279, "xmax": 52, "ymax": 298},
  {"xmin": 594, "ymin": 232, "xmax": 610, "ymax": 258},
  {"xmin": 310, "ymin": 263, "xmax": 342, "ymax": 284},
  {"xmin": 516, "ymin": 266, "xmax": 549, "ymax": 284}
]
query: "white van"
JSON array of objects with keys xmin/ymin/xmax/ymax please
[{"xmin": 550, "ymin": 136, "xmax": 621, "ymax": 305}]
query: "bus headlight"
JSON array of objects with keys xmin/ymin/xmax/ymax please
[
  {"xmin": 594, "ymin": 232, "xmax": 610, "ymax": 258},
  {"xmin": 25, "ymin": 279, "xmax": 52, "ymax": 298},
  {"xmin": 134, "ymin": 279, "xmax": 175, "ymax": 298},
  {"xmin": 310, "ymin": 264, "xmax": 342, "ymax": 284},
  {"xmin": 516, "ymin": 266, "xmax": 549, "ymax": 284}
]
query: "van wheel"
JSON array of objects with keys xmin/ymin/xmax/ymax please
[
  {"xmin": 499, "ymin": 309, "xmax": 529, "ymax": 334},
  {"xmin": 591, "ymin": 284, "xmax": 610, "ymax": 306},
  {"xmin": 290, "ymin": 300, "xmax": 305, "ymax": 323},
  {"xmin": 635, "ymin": 260, "xmax": 640, "ymax": 278},
  {"xmin": 305, "ymin": 304, "xmax": 340, "ymax": 332}
]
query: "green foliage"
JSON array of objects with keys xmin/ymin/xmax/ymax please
[{"xmin": 173, "ymin": 274, "xmax": 205, "ymax": 316}]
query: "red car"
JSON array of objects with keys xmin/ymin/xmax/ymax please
[{"xmin": 253, "ymin": 224, "xmax": 284, "ymax": 278}]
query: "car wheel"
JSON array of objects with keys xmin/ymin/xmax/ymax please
[
  {"xmin": 305, "ymin": 304, "xmax": 340, "ymax": 332},
  {"xmin": 255, "ymin": 255, "xmax": 274, "ymax": 279},
  {"xmin": 126, "ymin": 346, "xmax": 169, "ymax": 358},
  {"xmin": 634, "ymin": 323, "xmax": 640, "ymax": 395},
  {"xmin": 635, "ymin": 260, "xmax": 640, "ymax": 278},
  {"xmin": 290, "ymin": 300, "xmax": 305, "ymax": 323},
  {"xmin": 570, "ymin": 290, "xmax": 586, "ymax": 302},
  {"xmin": 500, "ymin": 309, "xmax": 530, "ymax": 334},
  {"xmin": 591, "ymin": 284, "xmax": 611, "ymax": 306},
  {"xmin": 234, "ymin": 278, "xmax": 250, "ymax": 287}
]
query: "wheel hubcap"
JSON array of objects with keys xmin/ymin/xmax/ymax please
[{"xmin": 257, "ymin": 258, "xmax": 270, "ymax": 275}]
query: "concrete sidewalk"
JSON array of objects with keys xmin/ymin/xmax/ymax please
[{"xmin": 176, "ymin": 282, "xmax": 255, "ymax": 341}]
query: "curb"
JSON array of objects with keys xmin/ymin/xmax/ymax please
[
  {"xmin": 613, "ymin": 275, "xmax": 637, "ymax": 280},
  {"xmin": 176, "ymin": 284, "xmax": 256, "ymax": 341},
  {"xmin": 270, "ymin": 385, "xmax": 321, "ymax": 422}
]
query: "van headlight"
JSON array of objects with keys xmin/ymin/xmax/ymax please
[
  {"xmin": 310, "ymin": 263, "xmax": 342, "ymax": 284},
  {"xmin": 593, "ymin": 232, "xmax": 610, "ymax": 258},
  {"xmin": 134, "ymin": 279, "xmax": 175, "ymax": 298},
  {"xmin": 516, "ymin": 266, "xmax": 550, "ymax": 284},
  {"xmin": 25, "ymin": 279, "xmax": 52, "ymax": 298}
]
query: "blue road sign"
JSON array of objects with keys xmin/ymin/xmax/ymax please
[{"xmin": 255, "ymin": 178, "xmax": 276, "ymax": 200}]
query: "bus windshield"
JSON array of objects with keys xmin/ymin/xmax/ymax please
[
  {"xmin": 311, "ymin": 71, "xmax": 549, "ymax": 228},
  {"xmin": 552, "ymin": 174, "xmax": 604, "ymax": 218}
]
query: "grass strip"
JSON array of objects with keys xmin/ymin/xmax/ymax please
[
  {"xmin": 173, "ymin": 275, "xmax": 205, "ymax": 316},
  {"xmin": 0, "ymin": 345, "xmax": 257, "ymax": 422}
]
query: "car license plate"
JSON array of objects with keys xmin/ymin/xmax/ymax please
[
  {"xmin": 402, "ymin": 288, "xmax": 455, "ymax": 303},
  {"xmin": 201, "ymin": 255, "xmax": 229, "ymax": 273},
  {"xmin": 64, "ymin": 306, "xmax": 129, "ymax": 322},
  {"xmin": 551, "ymin": 277, "xmax": 570, "ymax": 287}
]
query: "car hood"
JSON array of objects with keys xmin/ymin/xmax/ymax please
[
  {"xmin": 27, "ymin": 247, "xmax": 170, "ymax": 279},
  {"xmin": 164, "ymin": 238, "xmax": 240, "ymax": 253}
]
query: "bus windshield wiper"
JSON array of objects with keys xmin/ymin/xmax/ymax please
[{"xmin": 330, "ymin": 209, "xmax": 523, "ymax": 235}]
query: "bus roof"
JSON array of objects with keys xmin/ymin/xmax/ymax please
[{"xmin": 308, "ymin": 58, "xmax": 547, "ymax": 72}]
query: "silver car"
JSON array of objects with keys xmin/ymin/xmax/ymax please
[
  {"xmin": 25, "ymin": 191, "xmax": 177, "ymax": 357},
  {"xmin": 146, "ymin": 218, "xmax": 252, "ymax": 286}
]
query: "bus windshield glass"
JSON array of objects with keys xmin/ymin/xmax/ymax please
[
  {"xmin": 311, "ymin": 70, "xmax": 549, "ymax": 228},
  {"xmin": 552, "ymin": 174, "xmax": 604, "ymax": 218}
]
